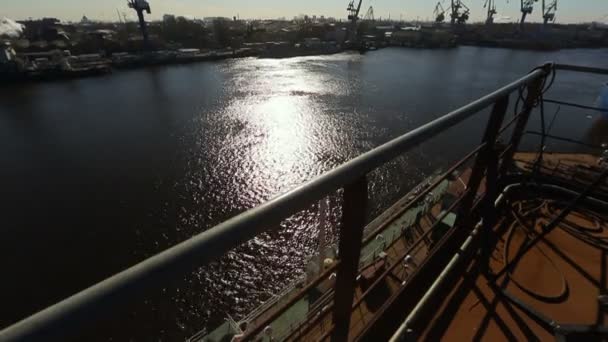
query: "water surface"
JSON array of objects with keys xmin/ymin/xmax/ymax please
[{"xmin": 1, "ymin": 47, "xmax": 607, "ymax": 340}]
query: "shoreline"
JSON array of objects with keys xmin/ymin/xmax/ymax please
[
  {"xmin": 2, "ymin": 44, "xmax": 607, "ymax": 85},
  {"xmin": 0, "ymin": 46, "xmax": 349, "ymax": 85}
]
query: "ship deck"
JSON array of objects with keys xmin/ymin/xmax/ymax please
[
  {"xmin": 229, "ymin": 175, "xmax": 469, "ymax": 342},
  {"xmin": 198, "ymin": 151, "xmax": 607, "ymax": 342},
  {"xmin": 290, "ymin": 177, "xmax": 471, "ymax": 342},
  {"xmin": 419, "ymin": 197, "xmax": 608, "ymax": 341},
  {"xmin": 287, "ymin": 152, "xmax": 608, "ymax": 342},
  {"xmin": 416, "ymin": 152, "xmax": 608, "ymax": 341}
]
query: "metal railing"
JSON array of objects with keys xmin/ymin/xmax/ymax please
[
  {"xmin": 0, "ymin": 63, "xmax": 554, "ymax": 342},
  {"xmin": 388, "ymin": 63, "xmax": 608, "ymax": 341}
]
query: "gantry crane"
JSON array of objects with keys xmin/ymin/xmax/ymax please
[
  {"xmin": 128, "ymin": 0, "xmax": 151, "ymax": 49},
  {"xmin": 484, "ymin": 0, "xmax": 497, "ymax": 24},
  {"xmin": 520, "ymin": 0, "xmax": 537, "ymax": 28},
  {"xmin": 450, "ymin": 0, "xmax": 470, "ymax": 25},
  {"xmin": 434, "ymin": 2, "xmax": 447, "ymax": 23},
  {"xmin": 363, "ymin": 6, "xmax": 375, "ymax": 22},
  {"xmin": 543, "ymin": 0, "xmax": 557, "ymax": 25},
  {"xmin": 346, "ymin": 0, "xmax": 364, "ymax": 42}
]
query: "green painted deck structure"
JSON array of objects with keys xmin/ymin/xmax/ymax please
[{"xmin": 198, "ymin": 178, "xmax": 453, "ymax": 342}]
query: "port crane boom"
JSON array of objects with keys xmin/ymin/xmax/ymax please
[
  {"xmin": 346, "ymin": 0, "xmax": 364, "ymax": 42},
  {"xmin": 450, "ymin": 0, "xmax": 470, "ymax": 25},
  {"xmin": 363, "ymin": 6, "xmax": 375, "ymax": 22},
  {"xmin": 543, "ymin": 0, "xmax": 557, "ymax": 25},
  {"xmin": 128, "ymin": 0, "xmax": 151, "ymax": 49},
  {"xmin": 520, "ymin": 0, "xmax": 536, "ymax": 28},
  {"xmin": 434, "ymin": 2, "xmax": 446, "ymax": 23},
  {"xmin": 484, "ymin": 0, "xmax": 497, "ymax": 24}
]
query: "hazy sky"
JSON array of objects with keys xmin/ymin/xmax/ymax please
[{"xmin": 2, "ymin": 0, "xmax": 607, "ymax": 24}]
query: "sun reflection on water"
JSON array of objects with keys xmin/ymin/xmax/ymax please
[
  {"xmin": 180, "ymin": 57, "xmax": 357, "ymax": 332},
  {"xmin": 244, "ymin": 95, "xmax": 318, "ymax": 191},
  {"xmin": 213, "ymin": 57, "xmax": 354, "ymax": 206}
]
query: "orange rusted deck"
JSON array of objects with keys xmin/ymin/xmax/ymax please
[
  {"xmin": 289, "ymin": 153, "xmax": 607, "ymax": 342},
  {"xmin": 236, "ymin": 152, "xmax": 607, "ymax": 342},
  {"xmin": 419, "ymin": 198, "xmax": 608, "ymax": 341},
  {"xmin": 416, "ymin": 152, "xmax": 608, "ymax": 341}
]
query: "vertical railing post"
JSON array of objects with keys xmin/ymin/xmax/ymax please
[
  {"xmin": 480, "ymin": 147, "xmax": 500, "ymax": 274},
  {"xmin": 456, "ymin": 95, "xmax": 510, "ymax": 224},
  {"xmin": 331, "ymin": 176, "xmax": 368, "ymax": 342},
  {"xmin": 499, "ymin": 75, "xmax": 545, "ymax": 177}
]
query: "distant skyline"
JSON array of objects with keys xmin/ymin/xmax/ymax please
[{"xmin": 2, "ymin": 0, "xmax": 607, "ymax": 24}]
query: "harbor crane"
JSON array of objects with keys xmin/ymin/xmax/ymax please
[
  {"xmin": 450, "ymin": 0, "xmax": 470, "ymax": 25},
  {"xmin": 128, "ymin": 0, "xmax": 151, "ymax": 49},
  {"xmin": 543, "ymin": 0, "xmax": 557, "ymax": 25},
  {"xmin": 520, "ymin": 0, "xmax": 537, "ymax": 28},
  {"xmin": 346, "ymin": 0, "xmax": 364, "ymax": 42},
  {"xmin": 363, "ymin": 6, "xmax": 375, "ymax": 22},
  {"xmin": 484, "ymin": 0, "xmax": 497, "ymax": 24},
  {"xmin": 434, "ymin": 2, "xmax": 447, "ymax": 23}
]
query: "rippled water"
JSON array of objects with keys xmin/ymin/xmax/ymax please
[{"xmin": 1, "ymin": 47, "xmax": 607, "ymax": 340}]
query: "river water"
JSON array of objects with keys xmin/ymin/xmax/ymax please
[{"xmin": 1, "ymin": 47, "xmax": 607, "ymax": 340}]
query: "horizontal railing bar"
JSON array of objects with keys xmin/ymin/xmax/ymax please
[
  {"xmin": 499, "ymin": 144, "xmax": 514, "ymax": 160},
  {"xmin": 499, "ymin": 111, "xmax": 526, "ymax": 136},
  {"xmin": 554, "ymin": 64, "xmax": 608, "ymax": 75},
  {"xmin": 0, "ymin": 67, "xmax": 549, "ymax": 342},
  {"xmin": 544, "ymin": 99, "xmax": 608, "ymax": 113}
]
